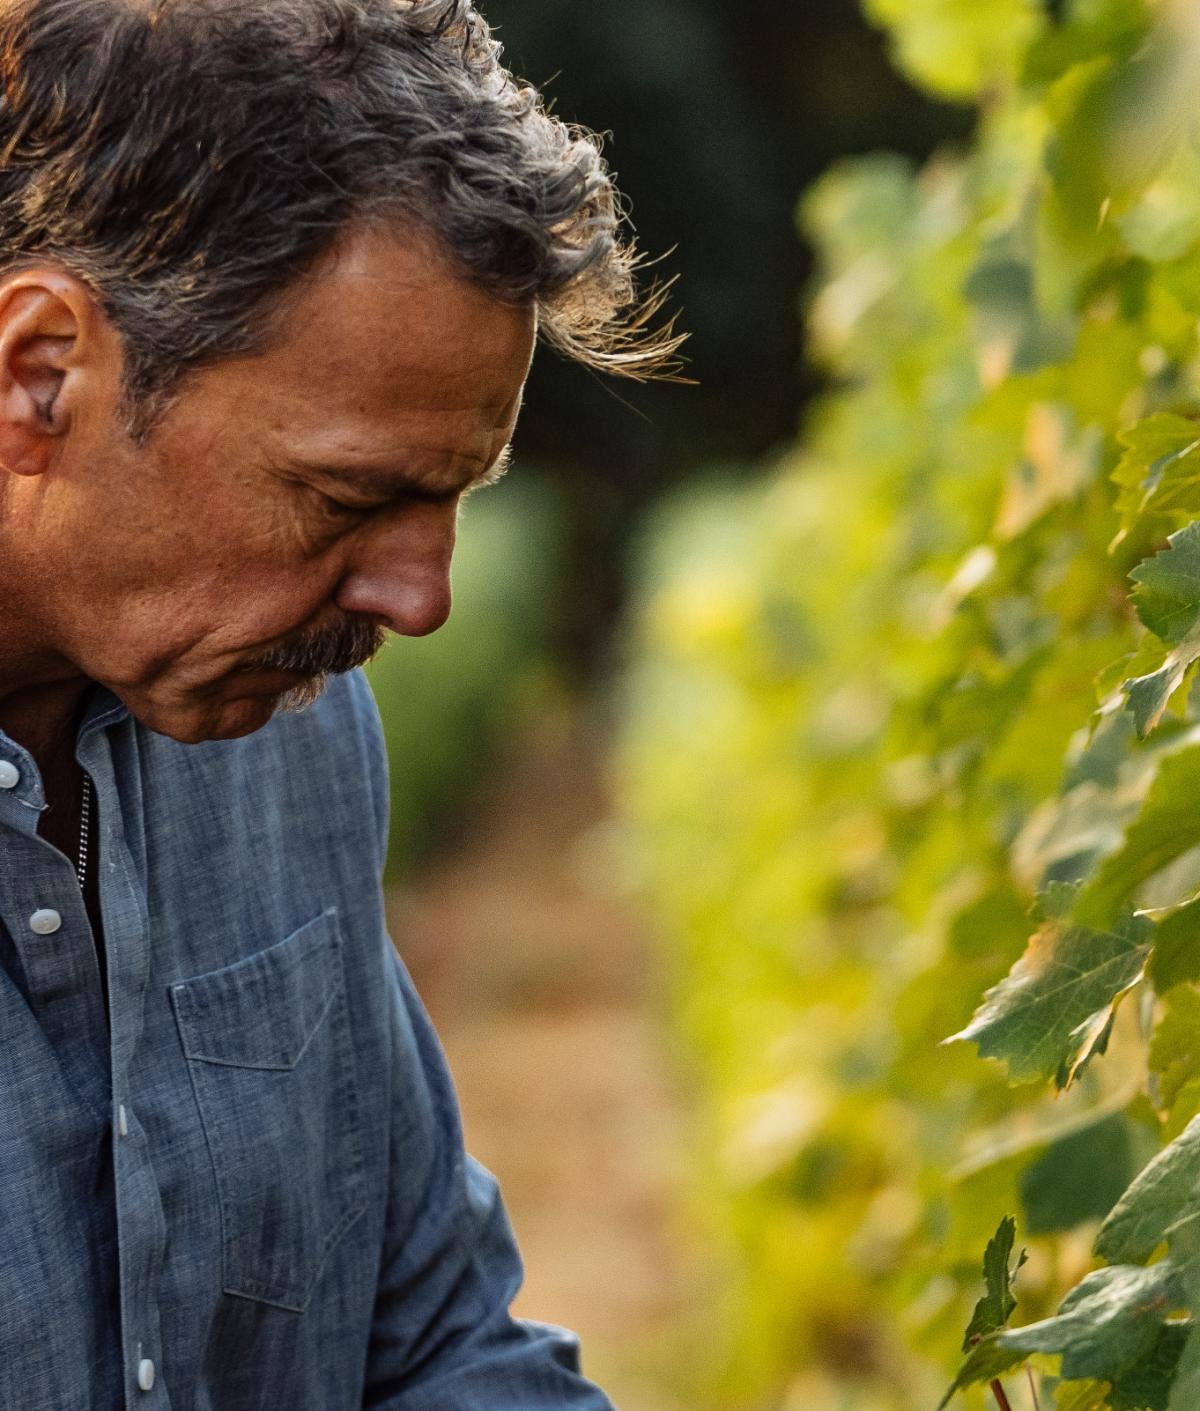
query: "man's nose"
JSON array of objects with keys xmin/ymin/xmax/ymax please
[{"xmin": 333, "ymin": 501, "xmax": 456, "ymax": 637}]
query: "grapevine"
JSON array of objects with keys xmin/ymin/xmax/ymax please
[{"xmin": 618, "ymin": 1, "xmax": 1200, "ymax": 1406}]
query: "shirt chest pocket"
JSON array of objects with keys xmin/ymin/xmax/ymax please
[{"xmin": 171, "ymin": 910, "xmax": 368, "ymax": 1312}]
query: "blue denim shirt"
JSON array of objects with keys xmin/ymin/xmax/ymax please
[{"xmin": 0, "ymin": 669, "xmax": 616, "ymax": 1411}]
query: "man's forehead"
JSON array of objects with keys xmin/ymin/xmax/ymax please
[
  {"xmin": 288, "ymin": 224, "xmax": 534, "ymax": 343},
  {"xmin": 251, "ymin": 229, "xmax": 535, "ymax": 414}
]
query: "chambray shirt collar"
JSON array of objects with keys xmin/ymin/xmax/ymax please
[{"xmin": 0, "ymin": 683, "xmax": 128, "ymax": 827}]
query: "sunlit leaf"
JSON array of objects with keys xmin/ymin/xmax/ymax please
[
  {"xmin": 1113, "ymin": 530, "xmax": 1200, "ymax": 734},
  {"xmin": 945, "ymin": 896, "xmax": 1153, "ymax": 1088},
  {"xmin": 1118, "ymin": 139, "xmax": 1200, "ymax": 263},
  {"xmin": 1131, "ymin": 522, "xmax": 1200, "ymax": 643},
  {"xmin": 865, "ymin": 0, "xmax": 1045, "ymax": 99},
  {"xmin": 1149, "ymin": 986, "xmax": 1200, "ymax": 1138},
  {"xmin": 1113, "ymin": 414, "xmax": 1200, "ymax": 530},
  {"xmin": 1077, "ymin": 748, "xmax": 1200, "ymax": 922},
  {"xmin": 1054, "ymin": 1379, "xmax": 1109, "ymax": 1411},
  {"xmin": 1148, "ymin": 893, "xmax": 1200, "ymax": 992},
  {"xmin": 1023, "ymin": 0, "xmax": 1149, "ymax": 88}
]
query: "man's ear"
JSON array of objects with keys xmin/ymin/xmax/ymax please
[{"xmin": 0, "ymin": 272, "xmax": 101, "ymax": 478}]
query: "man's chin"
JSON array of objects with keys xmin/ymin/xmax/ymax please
[
  {"xmin": 272, "ymin": 672, "xmax": 331, "ymax": 714},
  {"xmin": 116, "ymin": 674, "xmax": 330, "ymax": 744}
]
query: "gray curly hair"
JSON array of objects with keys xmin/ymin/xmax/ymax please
[{"xmin": 0, "ymin": 0, "xmax": 683, "ymax": 434}]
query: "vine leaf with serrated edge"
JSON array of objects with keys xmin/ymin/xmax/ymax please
[
  {"xmin": 941, "ymin": 1263, "xmax": 1184, "ymax": 1410},
  {"xmin": 937, "ymin": 1219, "xmax": 1022, "ymax": 1405},
  {"xmin": 1148, "ymin": 984, "xmax": 1200, "ymax": 1139},
  {"xmin": 1112, "ymin": 413, "xmax": 1200, "ymax": 531},
  {"xmin": 1118, "ymin": 522, "xmax": 1200, "ymax": 737},
  {"xmin": 1146, "ymin": 892, "xmax": 1200, "ymax": 993},
  {"xmin": 963, "ymin": 1215, "xmax": 1029, "ymax": 1351},
  {"xmin": 945, "ymin": 883, "xmax": 1153, "ymax": 1090},
  {"xmin": 948, "ymin": 1038, "xmax": 1200, "ymax": 1411},
  {"xmin": 1091, "ymin": 1117, "xmax": 1200, "ymax": 1411},
  {"xmin": 1075, "ymin": 746, "xmax": 1200, "ymax": 929},
  {"xmin": 939, "ymin": 1215, "xmax": 1028, "ymax": 1411}
]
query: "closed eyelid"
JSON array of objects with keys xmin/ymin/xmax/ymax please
[{"xmin": 288, "ymin": 440, "xmax": 512, "ymax": 506}]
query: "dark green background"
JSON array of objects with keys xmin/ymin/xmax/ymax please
[{"xmin": 486, "ymin": 0, "xmax": 973, "ymax": 659}]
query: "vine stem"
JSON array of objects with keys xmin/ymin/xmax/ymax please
[
  {"xmin": 990, "ymin": 1379, "xmax": 1014, "ymax": 1411},
  {"xmin": 1026, "ymin": 1367, "xmax": 1041, "ymax": 1411}
]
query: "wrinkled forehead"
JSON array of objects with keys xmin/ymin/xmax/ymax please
[{"xmin": 262, "ymin": 225, "xmax": 536, "ymax": 416}]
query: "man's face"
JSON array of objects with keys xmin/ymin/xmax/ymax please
[{"xmin": 29, "ymin": 226, "xmax": 537, "ymax": 742}]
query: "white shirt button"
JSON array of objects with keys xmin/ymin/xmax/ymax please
[
  {"xmin": 137, "ymin": 1358, "xmax": 155, "ymax": 1392},
  {"xmin": 29, "ymin": 909, "xmax": 62, "ymax": 935},
  {"xmin": 0, "ymin": 761, "xmax": 18, "ymax": 790},
  {"xmin": 118, "ymin": 1104, "xmax": 128, "ymax": 1138}
]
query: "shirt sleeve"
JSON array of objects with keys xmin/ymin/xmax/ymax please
[{"xmin": 361, "ymin": 942, "xmax": 619, "ymax": 1411}]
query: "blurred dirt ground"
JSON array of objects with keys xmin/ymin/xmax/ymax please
[{"xmin": 387, "ymin": 704, "xmax": 699, "ymax": 1411}]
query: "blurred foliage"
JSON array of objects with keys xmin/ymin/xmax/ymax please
[
  {"xmin": 481, "ymin": 0, "xmax": 972, "ymax": 663},
  {"xmin": 618, "ymin": 0, "xmax": 1200, "ymax": 1406},
  {"xmin": 367, "ymin": 475, "xmax": 565, "ymax": 878}
]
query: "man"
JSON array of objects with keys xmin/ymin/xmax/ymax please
[{"xmin": 0, "ymin": 0, "xmax": 678, "ymax": 1406}]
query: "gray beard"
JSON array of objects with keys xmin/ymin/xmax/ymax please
[{"xmin": 242, "ymin": 616, "xmax": 387, "ymax": 712}]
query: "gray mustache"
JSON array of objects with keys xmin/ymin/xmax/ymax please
[{"xmin": 249, "ymin": 617, "xmax": 387, "ymax": 678}]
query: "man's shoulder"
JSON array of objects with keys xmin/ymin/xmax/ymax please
[
  {"xmin": 243, "ymin": 668, "xmax": 386, "ymax": 797},
  {"xmin": 288, "ymin": 666, "xmax": 384, "ymax": 758},
  {"xmin": 131, "ymin": 667, "xmax": 390, "ymax": 850}
]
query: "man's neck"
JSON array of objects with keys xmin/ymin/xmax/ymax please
[
  {"xmin": 0, "ymin": 569, "xmax": 91, "ymax": 777},
  {"xmin": 0, "ymin": 678, "xmax": 91, "ymax": 782}
]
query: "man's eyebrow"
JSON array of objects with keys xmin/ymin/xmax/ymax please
[{"xmin": 296, "ymin": 443, "xmax": 515, "ymax": 501}]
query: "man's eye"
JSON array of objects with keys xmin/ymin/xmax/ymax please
[{"xmin": 314, "ymin": 490, "xmax": 371, "ymax": 520}]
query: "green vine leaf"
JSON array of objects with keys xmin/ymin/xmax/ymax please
[
  {"xmin": 1076, "ymin": 748, "xmax": 1200, "ymax": 928},
  {"xmin": 1110, "ymin": 1322, "xmax": 1193, "ymax": 1410},
  {"xmin": 1147, "ymin": 893, "xmax": 1200, "ymax": 993},
  {"xmin": 616, "ymin": 0, "xmax": 1200, "ymax": 1400},
  {"xmin": 1048, "ymin": 1327, "xmax": 1189, "ymax": 1411},
  {"xmin": 1118, "ymin": 524, "xmax": 1200, "ymax": 736},
  {"xmin": 1165, "ymin": 1327, "xmax": 1200, "ymax": 1411},
  {"xmin": 937, "ymin": 1338, "xmax": 1027, "ymax": 1409},
  {"xmin": 1020, "ymin": 1112, "xmax": 1144, "ymax": 1236},
  {"xmin": 864, "ymin": 0, "xmax": 1044, "ymax": 101},
  {"xmin": 939, "ymin": 1214, "xmax": 1028, "ymax": 1408},
  {"xmin": 1131, "ymin": 524, "xmax": 1200, "ymax": 643},
  {"xmin": 1009, "ymin": 1264, "xmax": 1181, "ymax": 1381},
  {"xmin": 1089, "ymin": 1123, "xmax": 1200, "ymax": 1409},
  {"xmin": 1096, "ymin": 1118, "xmax": 1200, "ymax": 1270},
  {"xmin": 945, "ymin": 890, "xmax": 1153, "ymax": 1089},
  {"xmin": 962, "ymin": 1214, "xmax": 1028, "ymax": 1350},
  {"xmin": 1113, "ymin": 414, "xmax": 1200, "ymax": 530},
  {"xmin": 1149, "ymin": 986, "xmax": 1200, "ymax": 1139},
  {"xmin": 944, "ymin": 1263, "xmax": 1182, "ymax": 1408}
]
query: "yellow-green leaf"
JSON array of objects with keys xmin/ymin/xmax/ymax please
[
  {"xmin": 946, "ymin": 896, "xmax": 1152, "ymax": 1089},
  {"xmin": 1113, "ymin": 414, "xmax": 1200, "ymax": 530}
]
